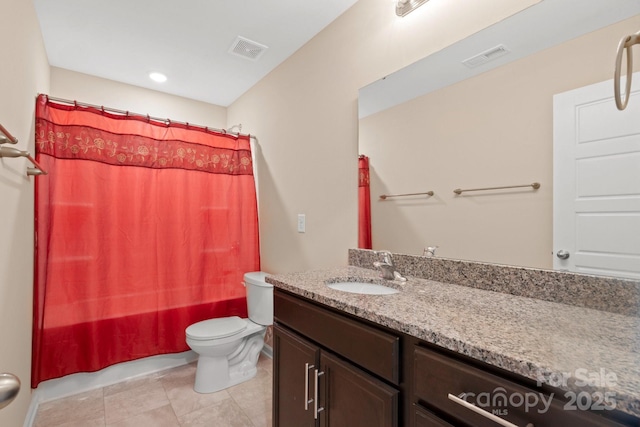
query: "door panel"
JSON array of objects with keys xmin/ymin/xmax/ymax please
[{"xmin": 553, "ymin": 71, "xmax": 640, "ymax": 279}]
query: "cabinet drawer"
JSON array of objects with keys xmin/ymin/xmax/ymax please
[
  {"xmin": 414, "ymin": 404, "xmax": 456, "ymax": 427},
  {"xmin": 275, "ymin": 290, "xmax": 400, "ymax": 384},
  {"xmin": 413, "ymin": 345, "xmax": 626, "ymax": 427}
]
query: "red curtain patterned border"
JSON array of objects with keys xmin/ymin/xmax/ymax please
[
  {"xmin": 36, "ymin": 119, "xmax": 253, "ymax": 175},
  {"xmin": 34, "ymin": 94, "xmax": 253, "ymax": 175}
]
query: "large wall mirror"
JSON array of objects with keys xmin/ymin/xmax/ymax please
[{"xmin": 358, "ymin": 0, "xmax": 640, "ymax": 278}]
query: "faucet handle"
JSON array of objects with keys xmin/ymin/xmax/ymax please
[
  {"xmin": 423, "ymin": 246, "xmax": 438, "ymax": 257},
  {"xmin": 374, "ymin": 250, "xmax": 393, "ymax": 264}
]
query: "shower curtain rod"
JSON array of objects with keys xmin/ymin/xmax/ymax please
[{"xmin": 42, "ymin": 95, "xmax": 257, "ymax": 142}]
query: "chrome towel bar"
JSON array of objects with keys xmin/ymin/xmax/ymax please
[
  {"xmin": 379, "ymin": 191, "xmax": 434, "ymax": 200},
  {"xmin": 0, "ymin": 123, "xmax": 18, "ymax": 145},
  {"xmin": 453, "ymin": 182, "xmax": 540, "ymax": 195}
]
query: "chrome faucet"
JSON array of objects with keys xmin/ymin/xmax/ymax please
[
  {"xmin": 373, "ymin": 250, "xmax": 407, "ymax": 281},
  {"xmin": 423, "ymin": 246, "xmax": 438, "ymax": 257}
]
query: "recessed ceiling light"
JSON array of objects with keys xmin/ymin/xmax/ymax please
[{"xmin": 149, "ymin": 72, "xmax": 167, "ymax": 83}]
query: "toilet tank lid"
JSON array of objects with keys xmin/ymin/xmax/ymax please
[
  {"xmin": 186, "ymin": 316, "xmax": 247, "ymax": 340},
  {"xmin": 244, "ymin": 271, "xmax": 272, "ymax": 288}
]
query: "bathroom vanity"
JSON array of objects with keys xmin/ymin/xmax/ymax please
[
  {"xmin": 268, "ymin": 253, "xmax": 640, "ymax": 427},
  {"xmin": 273, "ymin": 291, "xmax": 399, "ymax": 426}
]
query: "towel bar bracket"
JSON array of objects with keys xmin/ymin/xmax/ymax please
[{"xmin": 0, "ymin": 144, "xmax": 47, "ymax": 176}]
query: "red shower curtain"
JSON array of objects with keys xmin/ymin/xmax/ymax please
[
  {"xmin": 32, "ymin": 95, "xmax": 260, "ymax": 387},
  {"xmin": 358, "ymin": 155, "xmax": 372, "ymax": 249}
]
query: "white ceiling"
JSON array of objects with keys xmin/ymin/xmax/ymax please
[{"xmin": 33, "ymin": 0, "xmax": 358, "ymax": 107}]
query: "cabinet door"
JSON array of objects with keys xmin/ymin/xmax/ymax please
[
  {"xmin": 273, "ymin": 325, "xmax": 320, "ymax": 427},
  {"xmin": 319, "ymin": 351, "xmax": 398, "ymax": 427}
]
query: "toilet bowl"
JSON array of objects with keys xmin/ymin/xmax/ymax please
[{"xmin": 185, "ymin": 271, "xmax": 273, "ymax": 393}]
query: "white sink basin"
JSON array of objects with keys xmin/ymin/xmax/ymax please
[{"xmin": 326, "ymin": 281, "xmax": 399, "ymax": 295}]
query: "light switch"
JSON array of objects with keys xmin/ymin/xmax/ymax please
[{"xmin": 297, "ymin": 214, "xmax": 306, "ymax": 233}]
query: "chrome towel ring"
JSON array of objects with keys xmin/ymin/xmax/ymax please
[{"xmin": 614, "ymin": 30, "xmax": 640, "ymax": 110}]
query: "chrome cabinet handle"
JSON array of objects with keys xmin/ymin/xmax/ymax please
[
  {"xmin": 556, "ymin": 250, "xmax": 570, "ymax": 260},
  {"xmin": 448, "ymin": 393, "xmax": 533, "ymax": 427},
  {"xmin": 304, "ymin": 363, "xmax": 314, "ymax": 410},
  {"xmin": 314, "ymin": 369, "xmax": 325, "ymax": 419}
]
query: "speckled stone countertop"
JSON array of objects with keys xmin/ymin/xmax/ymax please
[
  {"xmin": 266, "ymin": 266, "xmax": 640, "ymax": 419},
  {"xmin": 348, "ymin": 249, "xmax": 640, "ymax": 317}
]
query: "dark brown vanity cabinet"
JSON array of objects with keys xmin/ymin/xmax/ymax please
[
  {"xmin": 273, "ymin": 290, "xmax": 400, "ymax": 427},
  {"xmin": 273, "ymin": 289, "xmax": 637, "ymax": 427}
]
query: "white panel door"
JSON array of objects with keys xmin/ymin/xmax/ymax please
[{"xmin": 553, "ymin": 72, "xmax": 640, "ymax": 279}]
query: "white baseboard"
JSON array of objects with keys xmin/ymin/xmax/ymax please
[
  {"xmin": 24, "ymin": 351, "xmax": 197, "ymax": 427},
  {"xmin": 24, "ymin": 346, "xmax": 273, "ymax": 427}
]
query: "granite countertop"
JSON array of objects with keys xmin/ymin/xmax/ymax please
[{"xmin": 266, "ymin": 266, "xmax": 640, "ymax": 419}]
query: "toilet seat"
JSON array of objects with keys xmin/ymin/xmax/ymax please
[{"xmin": 186, "ymin": 316, "xmax": 247, "ymax": 341}]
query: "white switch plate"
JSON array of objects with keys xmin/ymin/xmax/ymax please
[{"xmin": 297, "ymin": 214, "xmax": 306, "ymax": 233}]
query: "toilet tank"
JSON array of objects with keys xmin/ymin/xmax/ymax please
[{"xmin": 244, "ymin": 271, "xmax": 273, "ymax": 326}]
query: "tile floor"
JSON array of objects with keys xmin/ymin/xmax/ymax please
[{"xmin": 33, "ymin": 354, "xmax": 272, "ymax": 427}]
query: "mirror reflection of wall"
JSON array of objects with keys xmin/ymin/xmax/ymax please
[{"xmin": 359, "ymin": 15, "xmax": 640, "ymax": 271}]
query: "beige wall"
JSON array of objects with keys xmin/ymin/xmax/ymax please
[
  {"xmin": 0, "ymin": 0, "xmax": 50, "ymax": 425},
  {"xmin": 50, "ymin": 68, "xmax": 227, "ymax": 128},
  {"xmin": 359, "ymin": 15, "xmax": 640, "ymax": 270},
  {"xmin": 228, "ymin": 0, "xmax": 540, "ymax": 274},
  {"xmin": 0, "ymin": 1, "xmax": 557, "ymax": 423}
]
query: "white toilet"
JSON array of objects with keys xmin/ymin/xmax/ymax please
[{"xmin": 185, "ymin": 271, "xmax": 273, "ymax": 393}]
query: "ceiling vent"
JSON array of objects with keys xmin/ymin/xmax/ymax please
[
  {"xmin": 229, "ymin": 36, "xmax": 268, "ymax": 61},
  {"xmin": 462, "ymin": 44, "xmax": 510, "ymax": 68}
]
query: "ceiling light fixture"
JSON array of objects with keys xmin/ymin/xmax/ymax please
[
  {"xmin": 149, "ymin": 72, "xmax": 167, "ymax": 83},
  {"xmin": 396, "ymin": 0, "xmax": 429, "ymax": 17}
]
